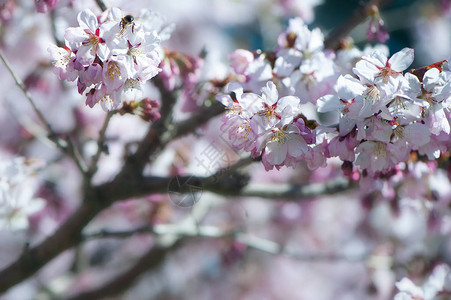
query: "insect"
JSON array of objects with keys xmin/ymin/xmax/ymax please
[{"xmin": 119, "ymin": 14, "xmax": 135, "ymax": 36}]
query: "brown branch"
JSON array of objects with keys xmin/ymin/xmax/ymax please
[
  {"xmin": 168, "ymin": 101, "xmax": 224, "ymax": 140},
  {"xmin": 324, "ymin": 0, "xmax": 396, "ymax": 50},
  {"xmin": 88, "ymin": 111, "xmax": 114, "ymax": 176},
  {"xmin": 94, "ymin": 0, "xmax": 108, "ymax": 12},
  {"xmin": 96, "ymin": 174, "xmax": 351, "ymax": 204}
]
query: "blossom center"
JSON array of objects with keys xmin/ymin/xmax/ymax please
[
  {"xmin": 106, "ymin": 62, "xmax": 121, "ymax": 80},
  {"xmin": 270, "ymin": 128, "xmax": 289, "ymax": 144},
  {"xmin": 82, "ymin": 31, "xmax": 102, "ymax": 48},
  {"xmin": 237, "ymin": 123, "xmax": 251, "ymax": 139},
  {"xmin": 376, "ymin": 66, "xmax": 396, "ymax": 82},
  {"xmin": 364, "ymin": 85, "xmax": 380, "ymax": 104},
  {"xmin": 371, "ymin": 142, "xmax": 387, "ymax": 158}
]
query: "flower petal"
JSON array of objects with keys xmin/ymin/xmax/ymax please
[{"xmin": 388, "ymin": 48, "xmax": 414, "ymax": 72}]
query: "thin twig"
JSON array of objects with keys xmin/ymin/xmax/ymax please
[
  {"xmin": 0, "ymin": 50, "xmax": 89, "ymax": 175},
  {"xmin": 0, "ymin": 50, "xmax": 63, "ymax": 146},
  {"xmin": 49, "ymin": 9, "xmax": 64, "ymax": 48},
  {"xmin": 324, "ymin": 0, "xmax": 396, "ymax": 50},
  {"xmin": 88, "ymin": 111, "xmax": 114, "ymax": 176},
  {"xmin": 65, "ymin": 137, "xmax": 89, "ymax": 174}
]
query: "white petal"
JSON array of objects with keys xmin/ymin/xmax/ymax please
[
  {"xmin": 266, "ymin": 141, "xmax": 287, "ymax": 165},
  {"xmin": 262, "ymin": 81, "xmax": 278, "ymax": 105},
  {"xmin": 389, "ymin": 48, "xmax": 414, "ymax": 72},
  {"xmin": 78, "ymin": 9, "xmax": 98, "ymax": 32},
  {"xmin": 317, "ymin": 95, "xmax": 342, "ymax": 113},
  {"xmin": 423, "ymin": 68, "xmax": 440, "ymax": 92},
  {"xmin": 395, "ymin": 278, "xmax": 423, "ymax": 296},
  {"xmin": 353, "ymin": 59, "xmax": 380, "ymax": 82},
  {"xmin": 336, "ymin": 75, "xmax": 366, "ymax": 100},
  {"xmin": 403, "ymin": 123, "xmax": 430, "ymax": 147},
  {"xmin": 64, "ymin": 27, "xmax": 88, "ymax": 44},
  {"xmin": 276, "ymin": 96, "xmax": 300, "ymax": 113},
  {"xmin": 287, "ymin": 135, "xmax": 308, "ymax": 157}
]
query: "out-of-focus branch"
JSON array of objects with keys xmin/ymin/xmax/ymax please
[
  {"xmin": 0, "ymin": 50, "xmax": 61, "ymax": 146},
  {"xmin": 94, "ymin": 0, "xmax": 108, "ymax": 12},
  {"xmin": 324, "ymin": 0, "xmax": 396, "ymax": 50},
  {"xmin": 69, "ymin": 196, "xmax": 215, "ymax": 300},
  {"xmin": 167, "ymin": 101, "xmax": 225, "ymax": 141},
  {"xmin": 49, "ymin": 9, "xmax": 64, "ymax": 48},
  {"xmin": 67, "ymin": 240, "xmax": 184, "ymax": 300},
  {"xmin": 84, "ymin": 224, "xmax": 367, "ymax": 261},
  {"xmin": 75, "ymin": 221, "xmax": 367, "ymax": 299},
  {"xmin": 88, "ymin": 111, "xmax": 114, "ymax": 176}
]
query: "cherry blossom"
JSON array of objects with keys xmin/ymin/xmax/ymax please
[
  {"xmin": 0, "ymin": 154, "xmax": 45, "ymax": 231},
  {"xmin": 48, "ymin": 8, "xmax": 167, "ymax": 111}
]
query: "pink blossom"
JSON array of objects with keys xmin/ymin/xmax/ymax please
[
  {"xmin": 64, "ymin": 9, "xmax": 110, "ymax": 65},
  {"xmin": 35, "ymin": 0, "xmax": 58, "ymax": 13},
  {"xmin": 353, "ymin": 48, "xmax": 414, "ymax": 84},
  {"xmin": 47, "ymin": 45, "xmax": 79, "ymax": 81}
]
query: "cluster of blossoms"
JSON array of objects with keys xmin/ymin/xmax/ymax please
[
  {"xmin": 395, "ymin": 264, "xmax": 451, "ymax": 300},
  {"xmin": 320, "ymin": 51, "xmax": 451, "ymax": 177},
  {"xmin": 217, "ymin": 81, "xmax": 316, "ymax": 171},
  {"xmin": 216, "ymin": 18, "xmax": 337, "ymax": 170},
  {"xmin": 118, "ymin": 97, "xmax": 161, "ymax": 122},
  {"xmin": 159, "ymin": 49, "xmax": 205, "ymax": 113},
  {"xmin": 48, "ymin": 8, "xmax": 171, "ymax": 111},
  {"xmin": 0, "ymin": 154, "xmax": 45, "ymax": 230},
  {"xmin": 229, "ymin": 18, "xmax": 337, "ymax": 103},
  {"xmin": 218, "ymin": 17, "xmax": 451, "ymax": 175}
]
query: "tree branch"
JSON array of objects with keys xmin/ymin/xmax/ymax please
[
  {"xmin": 120, "ymin": 80, "xmax": 225, "ymax": 180},
  {"xmin": 324, "ymin": 0, "xmax": 396, "ymax": 50},
  {"xmin": 94, "ymin": 0, "xmax": 108, "ymax": 12},
  {"xmin": 96, "ymin": 174, "xmax": 352, "ymax": 202},
  {"xmin": 88, "ymin": 111, "xmax": 114, "ymax": 176}
]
